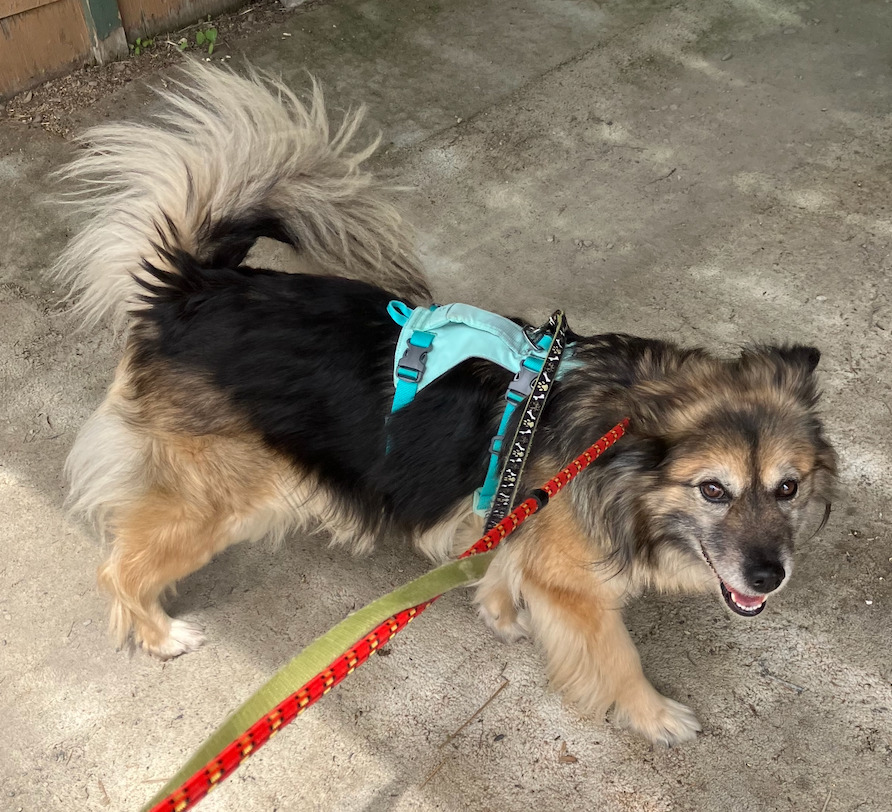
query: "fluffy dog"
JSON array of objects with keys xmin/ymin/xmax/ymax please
[{"xmin": 56, "ymin": 63, "xmax": 836, "ymax": 745}]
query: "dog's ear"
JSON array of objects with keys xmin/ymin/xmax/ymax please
[
  {"xmin": 771, "ymin": 344, "xmax": 821, "ymax": 374},
  {"xmin": 743, "ymin": 343, "xmax": 821, "ymax": 373},
  {"xmin": 623, "ymin": 348, "xmax": 718, "ymax": 438},
  {"xmin": 739, "ymin": 344, "xmax": 823, "ymax": 406},
  {"xmin": 626, "ymin": 391, "xmax": 685, "ymax": 438}
]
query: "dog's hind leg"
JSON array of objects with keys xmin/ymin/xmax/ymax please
[
  {"xmin": 95, "ymin": 429, "xmax": 300, "ymax": 659},
  {"xmin": 98, "ymin": 489, "xmax": 220, "ymax": 658}
]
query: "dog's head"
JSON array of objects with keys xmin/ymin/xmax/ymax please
[{"xmin": 626, "ymin": 344, "xmax": 837, "ymax": 616}]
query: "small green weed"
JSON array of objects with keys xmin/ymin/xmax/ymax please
[
  {"xmin": 129, "ymin": 36, "xmax": 154, "ymax": 57},
  {"xmin": 194, "ymin": 26, "xmax": 218, "ymax": 55}
]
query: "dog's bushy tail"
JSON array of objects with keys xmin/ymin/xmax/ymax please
[{"xmin": 53, "ymin": 60, "xmax": 431, "ymax": 329}]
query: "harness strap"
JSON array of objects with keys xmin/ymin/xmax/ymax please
[
  {"xmin": 393, "ymin": 329, "xmax": 435, "ymax": 412},
  {"xmin": 475, "ymin": 354, "xmax": 544, "ymax": 513},
  {"xmin": 484, "ymin": 311, "xmax": 568, "ymax": 530}
]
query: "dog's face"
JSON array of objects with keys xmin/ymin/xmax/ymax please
[{"xmin": 635, "ymin": 345, "xmax": 837, "ymax": 616}]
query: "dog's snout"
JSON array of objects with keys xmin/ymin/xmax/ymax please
[{"xmin": 745, "ymin": 559, "xmax": 786, "ymax": 594}]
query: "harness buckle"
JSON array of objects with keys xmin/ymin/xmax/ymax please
[
  {"xmin": 396, "ymin": 342, "xmax": 429, "ymax": 383},
  {"xmin": 505, "ymin": 363, "xmax": 539, "ymax": 404}
]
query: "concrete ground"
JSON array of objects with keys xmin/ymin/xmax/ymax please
[{"xmin": 1, "ymin": 0, "xmax": 891, "ymax": 809}]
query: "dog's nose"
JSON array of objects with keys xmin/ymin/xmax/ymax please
[{"xmin": 745, "ymin": 560, "xmax": 786, "ymax": 593}]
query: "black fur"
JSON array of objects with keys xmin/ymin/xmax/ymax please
[
  {"xmin": 132, "ymin": 250, "xmax": 512, "ymax": 533},
  {"xmin": 129, "ymin": 242, "xmax": 835, "ymax": 574}
]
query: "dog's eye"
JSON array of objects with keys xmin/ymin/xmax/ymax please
[
  {"xmin": 699, "ymin": 481, "xmax": 729, "ymax": 502},
  {"xmin": 775, "ymin": 479, "xmax": 798, "ymax": 500}
]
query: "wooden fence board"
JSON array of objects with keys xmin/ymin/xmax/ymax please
[
  {"xmin": 2, "ymin": 0, "xmax": 66, "ymax": 19},
  {"xmin": 0, "ymin": 0, "xmax": 92, "ymax": 98},
  {"xmin": 1, "ymin": 0, "xmax": 239, "ymax": 99},
  {"xmin": 116, "ymin": 0, "xmax": 242, "ymax": 40}
]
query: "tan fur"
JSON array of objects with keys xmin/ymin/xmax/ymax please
[
  {"xmin": 53, "ymin": 61, "xmax": 430, "ymax": 330},
  {"xmin": 82, "ymin": 359, "xmax": 383, "ymax": 658},
  {"xmin": 412, "ymin": 503, "xmax": 483, "ymax": 562},
  {"xmin": 477, "ymin": 490, "xmax": 702, "ymax": 746}
]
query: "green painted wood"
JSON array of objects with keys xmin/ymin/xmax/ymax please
[{"xmin": 79, "ymin": 0, "xmax": 122, "ymax": 41}]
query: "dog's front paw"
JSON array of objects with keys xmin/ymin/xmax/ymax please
[
  {"xmin": 613, "ymin": 689, "xmax": 701, "ymax": 747},
  {"xmin": 477, "ymin": 599, "xmax": 530, "ymax": 642},
  {"xmin": 143, "ymin": 618, "xmax": 206, "ymax": 660}
]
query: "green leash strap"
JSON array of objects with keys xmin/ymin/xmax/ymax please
[{"xmin": 143, "ymin": 551, "xmax": 494, "ymax": 810}]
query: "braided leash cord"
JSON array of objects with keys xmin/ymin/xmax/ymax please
[{"xmin": 148, "ymin": 419, "xmax": 629, "ymax": 812}]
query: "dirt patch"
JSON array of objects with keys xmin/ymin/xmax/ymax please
[{"xmin": 1, "ymin": 0, "xmax": 328, "ymax": 139}]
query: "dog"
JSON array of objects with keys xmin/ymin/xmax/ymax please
[{"xmin": 55, "ymin": 63, "xmax": 837, "ymax": 746}]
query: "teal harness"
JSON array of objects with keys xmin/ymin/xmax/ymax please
[{"xmin": 387, "ymin": 301, "xmax": 577, "ymax": 515}]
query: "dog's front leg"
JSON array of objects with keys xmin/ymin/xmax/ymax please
[
  {"xmin": 523, "ymin": 574, "xmax": 700, "ymax": 745},
  {"xmin": 497, "ymin": 499, "xmax": 701, "ymax": 746}
]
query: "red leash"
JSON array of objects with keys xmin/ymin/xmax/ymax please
[{"xmin": 149, "ymin": 419, "xmax": 629, "ymax": 812}]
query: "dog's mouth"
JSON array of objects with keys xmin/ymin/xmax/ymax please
[
  {"xmin": 718, "ymin": 581, "xmax": 766, "ymax": 617},
  {"xmin": 699, "ymin": 545, "xmax": 767, "ymax": 618}
]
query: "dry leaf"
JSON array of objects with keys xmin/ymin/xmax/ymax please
[{"xmin": 558, "ymin": 740, "xmax": 578, "ymax": 764}]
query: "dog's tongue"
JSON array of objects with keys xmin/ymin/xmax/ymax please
[{"xmin": 730, "ymin": 590, "xmax": 765, "ymax": 609}]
